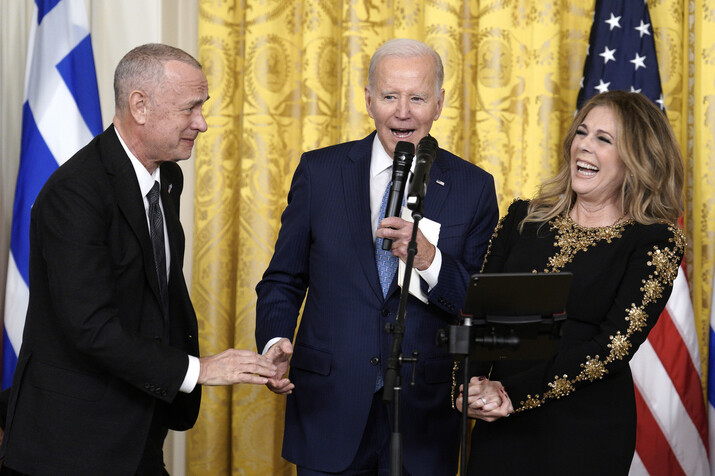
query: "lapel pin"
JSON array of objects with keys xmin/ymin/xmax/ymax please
[
  {"xmin": 168, "ymin": 183, "xmax": 173, "ymax": 194},
  {"xmin": 436, "ymin": 180, "xmax": 445, "ymax": 186}
]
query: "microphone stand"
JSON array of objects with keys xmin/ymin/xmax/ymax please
[
  {"xmin": 383, "ymin": 190, "xmax": 424, "ymax": 476},
  {"xmin": 437, "ymin": 316, "xmax": 474, "ymax": 475}
]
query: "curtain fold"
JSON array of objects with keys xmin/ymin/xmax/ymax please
[{"xmin": 189, "ymin": 1, "xmax": 715, "ymax": 474}]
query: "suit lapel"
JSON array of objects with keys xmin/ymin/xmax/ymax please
[
  {"xmin": 160, "ymin": 166, "xmax": 185, "ymax": 286},
  {"xmin": 101, "ymin": 126, "xmax": 164, "ymax": 307},
  {"xmin": 342, "ymin": 133, "xmax": 385, "ymax": 302},
  {"xmin": 421, "ymin": 150, "xmax": 450, "ymax": 221}
]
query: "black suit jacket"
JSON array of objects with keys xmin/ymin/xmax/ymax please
[{"xmin": 0, "ymin": 125, "xmax": 201, "ymax": 475}]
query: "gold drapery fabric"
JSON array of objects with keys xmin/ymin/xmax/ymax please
[{"xmin": 189, "ymin": 1, "xmax": 715, "ymax": 474}]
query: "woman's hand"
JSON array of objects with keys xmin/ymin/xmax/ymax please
[{"xmin": 455, "ymin": 376, "xmax": 514, "ymax": 422}]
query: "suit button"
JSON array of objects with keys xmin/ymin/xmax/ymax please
[
  {"xmin": 370, "ymin": 357, "xmax": 380, "ymax": 366},
  {"xmin": 381, "ymin": 309, "xmax": 389, "ymax": 317}
]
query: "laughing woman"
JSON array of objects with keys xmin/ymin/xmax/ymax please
[{"xmin": 456, "ymin": 91, "xmax": 685, "ymax": 476}]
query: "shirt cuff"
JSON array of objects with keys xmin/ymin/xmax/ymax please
[
  {"xmin": 417, "ymin": 246, "xmax": 442, "ymax": 291},
  {"xmin": 262, "ymin": 337, "xmax": 284, "ymax": 355},
  {"xmin": 180, "ymin": 355, "xmax": 200, "ymax": 393}
]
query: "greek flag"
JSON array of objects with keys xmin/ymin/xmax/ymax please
[{"xmin": 2, "ymin": 0, "xmax": 102, "ymax": 389}]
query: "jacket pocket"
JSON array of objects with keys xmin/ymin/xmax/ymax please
[
  {"xmin": 290, "ymin": 343, "xmax": 332, "ymax": 376},
  {"xmin": 29, "ymin": 359, "xmax": 108, "ymax": 401}
]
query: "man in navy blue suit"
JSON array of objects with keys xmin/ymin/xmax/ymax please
[{"xmin": 256, "ymin": 39, "xmax": 498, "ymax": 475}]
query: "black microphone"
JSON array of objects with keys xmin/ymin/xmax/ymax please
[
  {"xmin": 382, "ymin": 141, "xmax": 415, "ymax": 250},
  {"xmin": 406, "ymin": 135, "xmax": 438, "ymax": 208}
]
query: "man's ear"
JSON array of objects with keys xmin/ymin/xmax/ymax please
[{"xmin": 128, "ymin": 90, "xmax": 148, "ymax": 125}]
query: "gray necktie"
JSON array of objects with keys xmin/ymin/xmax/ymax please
[{"xmin": 147, "ymin": 181, "xmax": 169, "ymax": 320}]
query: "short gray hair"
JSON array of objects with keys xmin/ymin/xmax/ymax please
[
  {"xmin": 114, "ymin": 43, "xmax": 202, "ymax": 112},
  {"xmin": 368, "ymin": 39, "xmax": 444, "ymax": 96}
]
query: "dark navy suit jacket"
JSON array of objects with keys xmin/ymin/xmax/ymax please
[{"xmin": 256, "ymin": 132, "xmax": 498, "ymax": 475}]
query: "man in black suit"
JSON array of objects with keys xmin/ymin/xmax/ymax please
[{"xmin": 0, "ymin": 43, "xmax": 278, "ymax": 475}]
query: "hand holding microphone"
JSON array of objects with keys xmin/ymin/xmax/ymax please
[{"xmin": 382, "ymin": 141, "xmax": 415, "ymax": 250}]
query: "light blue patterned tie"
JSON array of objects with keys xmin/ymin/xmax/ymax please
[{"xmin": 375, "ymin": 180, "xmax": 398, "ymax": 298}]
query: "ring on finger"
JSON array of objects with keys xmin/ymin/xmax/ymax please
[{"xmin": 481, "ymin": 397, "xmax": 487, "ymax": 405}]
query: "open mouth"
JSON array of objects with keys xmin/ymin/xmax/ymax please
[
  {"xmin": 576, "ymin": 160, "xmax": 599, "ymax": 176},
  {"xmin": 391, "ymin": 128, "xmax": 414, "ymax": 139}
]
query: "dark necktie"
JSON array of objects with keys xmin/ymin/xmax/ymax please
[{"xmin": 147, "ymin": 181, "xmax": 169, "ymax": 320}]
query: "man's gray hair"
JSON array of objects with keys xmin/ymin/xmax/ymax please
[
  {"xmin": 114, "ymin": 43, "xmax": 202, "ymax": 111},
  {"xmin": 368, "ymin": 39, "xmax": 444, "ymax": 96}
]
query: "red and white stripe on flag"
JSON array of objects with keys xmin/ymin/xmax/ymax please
[{"xmin": 629, "ymin": 262, "xmax": 709, "ymax": 475}]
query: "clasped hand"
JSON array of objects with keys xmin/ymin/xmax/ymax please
[
  {"xmin": 375, "ymin": 217, "xmax": 435, "ymax": 271},
  {"xmin": 197, "ymin": 348, "xmax": 277, "ymax": 386},
  {"xmin": 264, "ymin": 338, "xmax": 295, "ymax": 395},
  {"xmin": 455, "ymin": 376, "xmax": 513, "ymax": 422}
]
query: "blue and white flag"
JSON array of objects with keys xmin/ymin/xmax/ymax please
[
  {"xmin": 576, "ymin": 0, "xmax": 664, "ymax": 110},
  {"xmin": 3, "ymin": 0, "xmax": 102, "ymax": 389}
]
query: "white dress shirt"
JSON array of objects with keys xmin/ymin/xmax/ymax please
[{"xmin": 115, "ymin": 128, "xmax": 199, "ymax": 393}]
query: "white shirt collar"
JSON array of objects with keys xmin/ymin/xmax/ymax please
[
  {"xmin": 370, "ymin": 135, "xmax": 393, "ymax": 178},
  {"xmin": 114, "ymin": 126, "xmax": 161, "ymax": 196}
]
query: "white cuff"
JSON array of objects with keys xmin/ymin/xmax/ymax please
[
  {"xmin": 417, "ymin": 246, "xmax": 442, "ymax": 291},
  {"xmin": 262, "ymin": 337, "xmax": 284, "ymax": 355},
  {"xmin": 180, "ymin": 355, "xmax": 200, "ymax": 393}
]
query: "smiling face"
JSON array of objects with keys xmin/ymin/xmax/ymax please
[
  {"xmin": 364, "ymin": 54, "xmax": 444, "ymax": 157},
  {"xmin": 142, "ymin": 60, "xmax": 209, "ymax": 166},
  {"xmin": 570, "ymin": 105, "xmax": 627, "ymax": 208}
]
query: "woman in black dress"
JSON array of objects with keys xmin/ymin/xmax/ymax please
[{"xmin": 456, "ymin": 91, "xmax": 685, "ymax": 475}]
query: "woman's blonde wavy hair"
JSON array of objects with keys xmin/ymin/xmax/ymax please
[{"xmin": 522, "ymin": 90, "xmax": 684, "ymax": 227}]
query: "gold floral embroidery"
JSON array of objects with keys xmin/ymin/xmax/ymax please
[
  {"xmin": 479, "ymin": 210, "xmax": 508, "ymax": 273},
  {"xmin": 545, "ymin": 375, "xmax": 574, "ymax": 399},
  {"xmin": 626, "ymin": 305, "xmax": 648, "ymax": 333},
  {"xmin": 607, "ymin": 332, "xmax": 631, "ymax": 360},
  {"xmin": 545, "ymin": 214, "xmax": 630, "ymax": 272},
  {"xmin": 579, "ymin": 355, "xmax": 607, "ymax": 381},
  {"xmin": 450, "ymin": 360, "xmax": 459, "ymax": 409},
  {"xmin": 512, "ymin": 222, "xmax": 686, "ymax": 413},
  {"xmin": 518, "ymin": 395, "xmax": 542, "ymax": 411}
]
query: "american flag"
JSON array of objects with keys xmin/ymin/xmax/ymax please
[
  {"xmin": 576, "ymin": 1, "xmax": 709, "ymax": 475},
  {"xmin": 2, "ymin": 0, "xmax": 102, "ymax": 388}
]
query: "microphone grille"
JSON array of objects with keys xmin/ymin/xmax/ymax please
[
  {"xmin": 418, "ymin": 135, "xmax": 438, "ymax": 153},
  {"xmin": 395, "ymin": 141, "xmax": 415, "ymax": 157}
]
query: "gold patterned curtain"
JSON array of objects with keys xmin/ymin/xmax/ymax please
[{"xmin": 188, "ymin": 0, "xmax": 715, "ymax": 474}]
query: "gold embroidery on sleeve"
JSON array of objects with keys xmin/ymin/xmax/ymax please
[{"xmin": 512, "ymin": 223, "xmax": 685, "ymax": 414}]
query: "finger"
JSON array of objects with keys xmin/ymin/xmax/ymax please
[
  {"xmin": 248, "ymin": 362, "xmax": 279, "ymax": 377},
  {"xmin": 455, "ymin": 396, "xmax": 463, "ymax": 411},
  {"xmin": 240, "ymin": 375, "xmax": 270, "ymax": 385},
  {"xmin": 268, "ymin": 380, "xmax": 294, "ymax": 394},
  {"xmin": 268, "ymin": 382, "xmax": 293, "ymax": 392}
]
